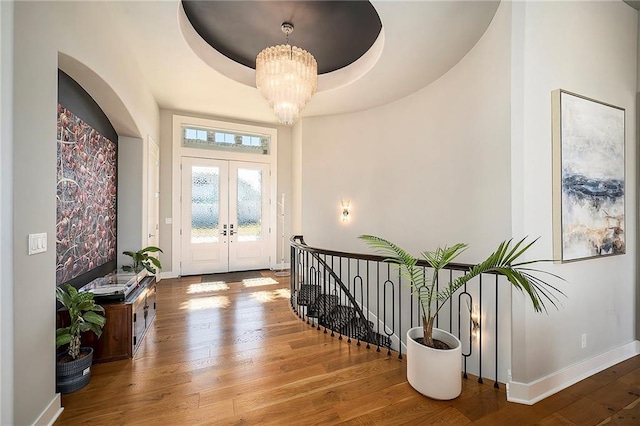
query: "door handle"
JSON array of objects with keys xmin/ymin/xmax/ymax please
[
  {"xmin": 222, "ymin": 224, "xmax": 227, "ymax": 236},
  {"xmin": 230, "ymin": 224, "xmax": 236, "ymax": 236},
  {"xmin": 148, "ymin": 233, "xmax": 155, "ymax": 238}
]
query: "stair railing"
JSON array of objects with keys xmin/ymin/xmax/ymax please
[
  {"xmin": 301, "ymin": 249, "xmax": 378, "ymax": 345},
  {"xmin": 289, "ymin": 235, "xmax": 509, "ymax": 388}
]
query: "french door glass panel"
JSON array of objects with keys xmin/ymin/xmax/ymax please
[
  {"xmin": 191, "ymin": 165, "xmax": 220, "ymax": 244},
  {"xmin": 236, "ymin": 168, "xmax": 262, "ymax": 242}
]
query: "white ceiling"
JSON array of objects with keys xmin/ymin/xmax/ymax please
[{"xmin": 107, "ymin": 1, "xmax": 500, "ymax": 125}]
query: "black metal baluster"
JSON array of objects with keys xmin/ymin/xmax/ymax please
[
  {"xmin": 324, "ymin": 254, "xmax": 329, "ymax": 333},
  {"xmin": 346, "ymin": 257, "xmax": 351, "ymax": 343},
  {"xmin": 376, "ymin": 262, "xmax": 381, "ymax": 352},
  {"xmin": 397, "ymin": 269, "xmax": 402, "ymax": 359},
  {"xmin": 459, "ymin": 279, "xmax": 471, "ymax": 380},
  {"xmin": 478, "ymin": 275, "xmax": 483, "ymax": 384},
  {"xmin": 354, "ymin": 261, "xmax": 363, "ymax": 346},
  {"xmin": 335, "ymin": 256, "xmax": 339, "ymax": 338},
  {"xmin": 495, "ymin": 275, "xmax": 499, "ymax": 389},
  {"xmin": 458, "ymin": 291, "xmax": 471, "ymax": 380},
  {"xmin": 449, "ymin": 269, "xmax": 453, "ymax": 333},
  {"xmin": 383, "ymin": 264, "xmax": 393, "ymax": 355},
  {"xmin": 366, "ymin": 261, "xmax": 371, "ymax": 349}
]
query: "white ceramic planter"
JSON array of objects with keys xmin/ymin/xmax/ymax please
[{"xmin": 406, "ymin": 326, "xmax": 462, "ymax": 400}]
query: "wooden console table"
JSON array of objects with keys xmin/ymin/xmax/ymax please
[{"xmin": 66, "ymin": 275, "xmax": 157, "ymax": 363}]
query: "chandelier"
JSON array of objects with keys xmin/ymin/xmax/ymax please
[{"xmin": 256, "ymin": 23, "xmax": 318, "ymax": 125}]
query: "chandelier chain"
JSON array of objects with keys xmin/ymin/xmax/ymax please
[{"xmin": 282, "ymin": 22, "xmax": 293, "ymax": 59}]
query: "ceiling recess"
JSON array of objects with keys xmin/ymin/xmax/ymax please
[{"xmin": 181, "ymin": 0, "xmax": 382, "ymax": 75}]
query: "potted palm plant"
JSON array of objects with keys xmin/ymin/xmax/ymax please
[
  {"xmin": 122, "ymin": 246, "xmax": 163, "ymax": 274},
  {"xmin": 359, "ymin": 235, "xmax": 564, "ymax": 400},
  {"xmin": 56, "ymin": 283, "xmax": 106, "ymax": 394}
]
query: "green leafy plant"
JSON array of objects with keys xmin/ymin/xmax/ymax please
[
  {"xmin": 359, "ymin": 235, "xmax": 564, "ymax": 348},
  {"xmin": 122, "ymin": 246, "xmax": 163, "ymax": 274},
  {"xmin": 56, "ymin": 284, "xmax": 106, "ymax": 360}
]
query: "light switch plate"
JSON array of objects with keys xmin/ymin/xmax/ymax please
[{"xmin": 28, "ymin": 233, "xmax": 47, "ymax": 255}]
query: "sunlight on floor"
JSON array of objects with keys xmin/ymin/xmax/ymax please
[
  {"xmin": 181, "ymin": 295, "xmax": 231, "ymax": 310},
  {"xmin": 187, "ymin": 281, "xmax": 230, "ymax": 294},
  {"xmin": 249, "ymin": 288, "xmax": 291, "ymax": 303},
  {"xmin": 243, "ymin": 277, "xmax": 279, "ymax": 287}
]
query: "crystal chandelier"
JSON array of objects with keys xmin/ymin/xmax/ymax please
[{"xmin": 256, "ymin": 23, "xmax": 317, "ymax": 125}]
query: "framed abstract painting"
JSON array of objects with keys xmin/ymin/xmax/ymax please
[
  {"xmin": 57, "ymin": 104, "xmax": 117, "ymax": 284},
  {"xmin": 552, "ymin": 90, "xmax": 625, "ymax": 262}
]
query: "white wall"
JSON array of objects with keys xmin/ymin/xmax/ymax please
[
  {"xmin": 12, "ymin": 2, "xmax": 159, "ymax": 424},
  {"xmin": 637, "ymin": 4, "xmax": 640, "ymax": 343},
  {"xmin": 299, "ymin": 1, "xmax": 512, "ymax": 262},
  {"xmin": 510, "ymin": 0, "xmax": 638, "ymax": 398},
  {"xmin": 118, "ymin": 136, "xmax": 145, "ymax": 266},
  {"xmin": 292, "ymin": 121, "xmax": 303, "ymax": 235},
  {"xmin": 157, "ymin": 109, "xmax": 293, "ymax": 276},
  {"xmin": 0, "ymin": 1, "xmax": 14, "ymax": 424}
]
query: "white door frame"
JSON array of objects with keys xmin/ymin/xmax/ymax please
[
  {"xmin": 147, "ymin": 136, "xmax": 160, "ymax": 249},
  {"xmin": 171, "ymin": 115, "xmax": 278, "ymax": 276},
  {"xmin": 181, "ymin": 158, "xmax": 271, "ymax": 274}
]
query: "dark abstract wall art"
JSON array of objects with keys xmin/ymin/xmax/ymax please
[
  {"xmin": 57, "ymin": 104, "xmax": 117, "ymax": 284},
  {"xmin": 552, "ymin": 90, "xmax": 625, "ymax": 262}
]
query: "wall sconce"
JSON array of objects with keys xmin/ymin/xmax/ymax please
[
  {"xmin": 341, "ymin": 199, "xmax": 350, "ymax": 223},
  {"xmin": 471, "ymin": 305, "xmax": 480, "ymax": 341}
]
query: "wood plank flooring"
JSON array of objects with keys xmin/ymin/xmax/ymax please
[{"xmin": 56, "ymin": 271, "xmax": 640, "ymax": 425}]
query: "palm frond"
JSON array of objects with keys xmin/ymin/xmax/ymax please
[
  {"xmin": 436, "ymin": 238, "xmax": 565, "ymax": 313},
  {"xmin": 359, "ymin": 235, "xmax": 416, "ymax": 266},
  {"xmin": 421, "ymin": 243, "xmax": 467, "ymax": 270},
  {"xmin": 359, "ymin": 234, "xmax": 565, "ymax": 348},
  {"xmin": 360, "ymin": 234, "xmax": 432, "ymax": 312},
  {"xmin": 359, "ymin": 235, "xmax": 426, "ymax": 286}
]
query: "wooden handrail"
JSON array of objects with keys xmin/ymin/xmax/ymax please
[{"xmin": 291, "ymin": 235, "xmax": 482, "ymax": 273}]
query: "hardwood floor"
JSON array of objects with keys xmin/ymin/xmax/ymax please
[{"xmin": 57, "ymin": 271, "xmax": 640, "ymax": 425}]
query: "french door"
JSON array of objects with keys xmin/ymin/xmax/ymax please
[{"xmin": 181, "ymin": 157, "xmax": 270, "ymax": 275}]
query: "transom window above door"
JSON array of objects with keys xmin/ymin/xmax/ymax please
[{"xmin": 182, "ymin": 126, "xmax": 270, "ymax": 155}]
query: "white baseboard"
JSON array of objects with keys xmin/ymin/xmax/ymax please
[
  {"xmin": 507, "ymin": 340, "xmax": 640, "ymax": 405},
  {"xmin": 33, "ymin": 393, "xmax": 62, "ymax": 426},
  {"xmin": 158, "ymin": 271, "xmax": 179, "ymax": 280},
  {"xmin": 271, "ymin": 262, "xmax": 291, "ymax": 270}
]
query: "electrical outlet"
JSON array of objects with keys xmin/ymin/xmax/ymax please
[{"xmin": 581, "ymin": 333, "xmax": 587, "ymax": 349}]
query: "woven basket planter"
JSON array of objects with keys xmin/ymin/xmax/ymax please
[{"xmin": 56, "ymin": 347, "xmax": 93, "ymax": 394}]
